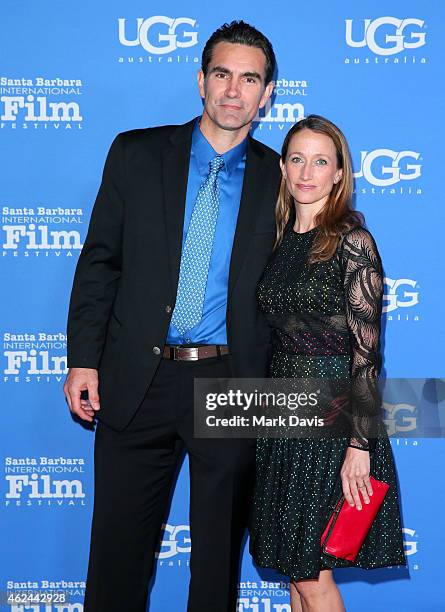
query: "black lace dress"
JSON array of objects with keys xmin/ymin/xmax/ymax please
[{"xmin": 249, "ymin": 226, "xmax": 406, "ymax": 580}]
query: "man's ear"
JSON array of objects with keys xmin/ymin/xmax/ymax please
[
  {"xmin": 197, "ymin": 69, "xmax": 205, "ymax": 99},
  {"xmin": 259, "ymin": 81, "xmax": 274, "ymax": 109}
]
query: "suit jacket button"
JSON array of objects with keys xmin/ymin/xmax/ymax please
[
  {"xmin": 165, "ymin": 305, "xmax": 172, "ymax": 314},
  {"xmin": 152, "ymin": 346, "xmax": 161, "ymax": 355}
]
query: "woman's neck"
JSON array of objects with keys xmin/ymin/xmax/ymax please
[{"xmin": 293, "ymin": 198, "xmax": 327, "ymax": 233}]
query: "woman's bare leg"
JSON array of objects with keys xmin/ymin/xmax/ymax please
[
  {"xmin": 292, "ymin": 570, "xmax": 345, "ymax": 612},
  {"xmin": 290, "ymin": 581, "xmax": 303, "ymax": 612}
]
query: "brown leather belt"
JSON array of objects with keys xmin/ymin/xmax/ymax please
[{"xmin": 163, "ymin": 345, "xmax": 229, "ymax": 361}]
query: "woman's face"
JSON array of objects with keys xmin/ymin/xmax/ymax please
[{"xmin": 281, "ymin": 128, "xmax": 343, "ymax": 211}]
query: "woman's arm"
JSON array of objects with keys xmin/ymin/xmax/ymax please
[{"xmin": 338, "ymin": 227, "xmax": 384, "ymax": 509}]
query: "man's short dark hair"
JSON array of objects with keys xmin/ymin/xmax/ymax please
[{"xmin": 202, "ymin": 20, "xmax": 276, "ymax": 84}]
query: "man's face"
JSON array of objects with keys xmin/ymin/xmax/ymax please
[{"xmin": 198, "ymin": 42, "xmax": 273, "ymax": 132}]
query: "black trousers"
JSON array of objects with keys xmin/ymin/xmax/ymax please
[{"xmin": 84, "ymin": 355, "xmax": 255, "ymax": 612}]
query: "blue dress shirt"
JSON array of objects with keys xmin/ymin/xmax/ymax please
[{"xmin": 166, "ymin": 118, "xmax": 246, "ymax": 345}]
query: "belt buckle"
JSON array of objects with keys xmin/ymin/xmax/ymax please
[{"xmin": 175, "ymin": 347, "xmax": 199, "ymax": 361}]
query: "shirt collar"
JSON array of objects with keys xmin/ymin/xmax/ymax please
[{"xmin": 192, "ymin": 116, "xmax": 247, "ymax": 177}]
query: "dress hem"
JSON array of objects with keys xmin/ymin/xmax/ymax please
[{"xmin": 251, "ymin": 557, "xmax": 407, "ymax": 582}]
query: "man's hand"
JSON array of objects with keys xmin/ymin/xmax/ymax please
[
  {"xmin": 340, "ymin": 446, "xmax": 372, "ymax": 511},
  {"xmin": 64, "ymin": 368, "xmax": 100, "ymax": 423}
]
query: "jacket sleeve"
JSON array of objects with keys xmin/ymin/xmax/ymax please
[
  {"xmin": 339, "ymin": 227, "xmax": 384, "ymax": 452},
  {"xmin": 67, "ymin": 134, "xmax": 125, "ymax": 369}
]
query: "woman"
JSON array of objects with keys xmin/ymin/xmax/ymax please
[{"xmin": 249, "ymin": 115, "xmax": 406, "ymax": 611}]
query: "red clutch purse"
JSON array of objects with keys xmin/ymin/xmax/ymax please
[{"xmin": 321, "ymin": 476, "xmax": 390, "ymax": 562}]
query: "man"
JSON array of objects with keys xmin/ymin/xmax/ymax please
[{"xmin": 64, "ymin": 20, "xmax": 280, "ymax": 612}]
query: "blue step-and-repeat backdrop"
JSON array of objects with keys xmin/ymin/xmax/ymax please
[{"xmin": 1, "ymin": 2, "xmax": 444, "ymax": 611}]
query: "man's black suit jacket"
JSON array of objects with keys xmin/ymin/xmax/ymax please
[{"xmin": 67, "ymin": 118, "xmax": 281, "ymax": 431}]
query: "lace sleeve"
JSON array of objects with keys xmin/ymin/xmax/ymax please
[{"xmin": 339, "ymin": 227, "xmax": 384, "ymax": 452}]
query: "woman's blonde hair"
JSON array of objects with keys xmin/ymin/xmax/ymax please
[{"xmin": 275, "ymin": 114, "xmax": 363, "ymax": 263}]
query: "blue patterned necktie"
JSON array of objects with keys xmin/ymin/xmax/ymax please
[{"xmin": 171, "ymin": 155, "xmax": 225, "ymax": 335}]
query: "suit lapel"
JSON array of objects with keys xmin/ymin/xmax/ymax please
[
  {"xmin": 162, "ymin": 119, "xmax": 195, "ymax": 295},
  {"xmin": 228, "ymin": 137, "xmax": 271, "ymax": 296}
]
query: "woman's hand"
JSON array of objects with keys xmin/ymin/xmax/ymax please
[{"xmin": 340, "ymin": 447, "xmax": 373, "ymax": 510}]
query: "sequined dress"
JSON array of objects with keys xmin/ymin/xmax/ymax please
[{"xmin": 249, "ymin": 226, "xmax": 406, "ymax": 580}]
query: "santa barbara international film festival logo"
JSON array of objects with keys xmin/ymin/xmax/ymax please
[
  {"xmin": 0, "ymin": 76, "xmax": 83, "ymax": 131},
  {"xmin": 118, "ymin": 16, "xmax": 199, "ymax": 64},
  {"xmin": 2, "ymin": 205, "xmax": 84, "ymax": 258},
  {"xmin": 4, "ymin": 456, "xmax": 86, "ymax": 508},
  {"xmin": 3, "ymin": 331, "xmax": 67, "ymax": 383},
  {"xmin": 253, "ymin": 77, "xmax": 308, "ymax": 132},
  {"xmin": 383, "ymin": 277, "xmax": 420, "ymax": 322},
  {"xmin": 352, "ymin": 149, "xmax": 422, "ymax": 197},
  {"xmin": 344, "ymin": 17, "xmax": 427, "ymax": 65},
  {"xmin": 5, "ymin": 578, "xmax": 85, "ymax": 611},
  {"xmin": 238, "ymin": 580, "xmax": 291, "ymax": 611}
]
